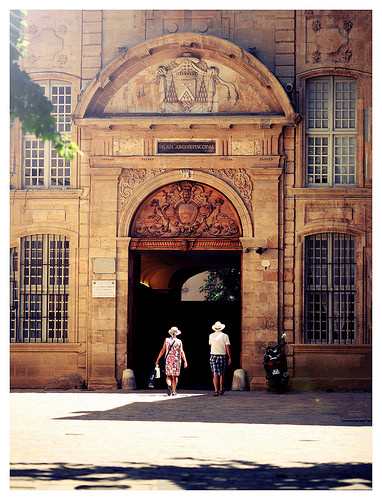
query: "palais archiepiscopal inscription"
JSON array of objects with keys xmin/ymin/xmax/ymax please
[
  {"xmin": 157, "ymin": 141, "xmax": 216, "ymax": 154},
  {"xmin": 131, "ymin": 181, "xmax": 242, "ymax": 238}
]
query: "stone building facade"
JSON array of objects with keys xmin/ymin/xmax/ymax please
[{"xmin": 10, "ymin": 10, "xmax": 372, "ymax": 391}]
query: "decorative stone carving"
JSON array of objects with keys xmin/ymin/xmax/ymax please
[
  {"xmin": 57, "ymin": 54, "xmax": 68, "ymax": 65},
  {"xmin": 29, "ymin": 24, "xmax": 38, "ymax": 35},
  {"xmin": 131, "ymin": 181, "xmax": 242, "ymax": 238},
  {"xmin": 120, "ymin": 169, "xmax": 147, "ymax": 196},
  {"xmin": 306, "ymin": 13, "xmax": 357, "ymax": 64},
  {"xmin": 312, "ymin": 50, "xmax": 321, "ymax": 63},
  {"xmin": 130, "ymin": 238, "xmax": 242, "ymax": 251},
  {"xmin": 344, "ymin": 20, "xmax": 353, "ymax": 33},
  {"xmin": 119, "ymin": 168, "xmax": 165, "ymax": 211},
  {"xmin": 57, "ymin": 24, "xmax": 68, "ymax": 36},
  {"xmin": 342, "ymin": 49, "xmax": 353, "ymax": 62},
  {"xmin": 137, "ymin": 54, "xmax": 239, "ymax": 113},
  {"xmin": 209, "ymin": 169, "xmax": 253, "ymax": 210},
  {"xmin": 23, "ymin": 26, "xmax": 65, "ymax": 68}
]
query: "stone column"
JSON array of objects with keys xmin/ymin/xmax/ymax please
[{"xmin": 87, "ymin": 166, "xmax": 121, "ymax": 390}]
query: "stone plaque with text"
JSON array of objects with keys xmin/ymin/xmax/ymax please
[
  {"xmin": 92, "ymin": 280, "xmax": 116, "ymax": 298},
  {"xmin": 157, "ymin": 141, "xmax": 216, "ymax": 154}
]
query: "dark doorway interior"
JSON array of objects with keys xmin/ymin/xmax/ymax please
[{"xmin": 130, "ymin": 249, "xmax": 241, "ymax": 390}]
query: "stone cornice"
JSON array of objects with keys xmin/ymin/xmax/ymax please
[
  {"xmin": 289, "ymin": 187, "xmax": 372, "ymax": 199},
  {"xmin": 89, "ymin": 155, "xmax": 285, "ymax": 169},
  {"xmin": 9, "ymin": 189, "xmax": 83, "ymax": 200},
  {"xmin": 74, "ymin": 114, "xmax": 301, "ymax": 129},
  {"xmin": 10, "ymin": 343, "xmax": 85, "ymax": 352},
  {"xmin": 129, "ymin": 238, "xmax": 242, "ymax": 251}
]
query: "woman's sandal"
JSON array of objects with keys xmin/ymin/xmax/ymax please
[{"xmin": 214, "ymin": 391, "xmax": 219, "ymax": 396}]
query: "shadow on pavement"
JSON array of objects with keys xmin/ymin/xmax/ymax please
[
  {"xmin": 54, "ymin": 392, "xmax": 372, "ymax": 426},
  {"xmin": 10, "ymin": 460, "xmax": 372, "ymax": 490}
]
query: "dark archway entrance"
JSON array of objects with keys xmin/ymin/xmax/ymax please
[
  {"xmin": 129, "ymin": 248, "xmax": 242, "ymax": 389},
  {"xmin": 128, "ymin": 180, "xmax": 244, "ymax": 389}
]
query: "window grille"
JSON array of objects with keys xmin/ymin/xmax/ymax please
[
  {"xmin": 10, "ymin": 235, "xmax": 69, "ymax": 343},
  {"xmin": 306, "ymin": 77, "xmax": 357, "ymax": 186},
  {"xmin": 10, "ymin": 247, "xmax": 18, "ymax": 341},
  {"xmin": 304, "ymin": 233, "xmax": 357, "ymax": 344},
  {"xmin": 22, "ymin": 82, "xmax": 72, "ymax": 189}
]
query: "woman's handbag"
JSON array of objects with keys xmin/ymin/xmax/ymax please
[{"xmin": 147, "ymin": 368, "xmax": 157, "ymax": 389}]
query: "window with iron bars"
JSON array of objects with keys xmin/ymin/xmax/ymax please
[
  {"xmin": 306, "ymin": 77, "xmax": 357, "ymax": 186},
  {"xmin": 304, "ymin": 233, "xmax": 357, "ymax": 344},
  {"xmin": 23, "ymin": 82, "xmax": 72, "ymax": 188},
  {"xmin": 10, "ymin": 235, "xmax": 69, "ymax": 343}
]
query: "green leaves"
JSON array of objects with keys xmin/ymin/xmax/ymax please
[
  {"xmin": 10, "ymin": 62, "xmax": 55, "ymax": 137},
  {"xmin": 54, "ymin": 135, "xmax": 82, "ymax": 161},
  {"xmin": 199, "ymin": 268, "xmax": 241, "ymax": 302},
  {"xmin": 10, "ymin": 10, "xmax": 28, "ymax": 61}
]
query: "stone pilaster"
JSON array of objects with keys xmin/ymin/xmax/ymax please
[
  {"xmin": 87, "ymin": 166, "xmax": 121, "ymax": 389},
  {"xmin": 241, "ymin": 168, "xmax": 283, "ymax": 390}
]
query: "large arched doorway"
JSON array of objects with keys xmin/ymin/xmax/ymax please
[
  {"xmin": 74, "ymin": 31, "xmax": 299, "ymax": 391},
  {"xmin": 128, "ymin": 180, "xmax": 243, "ymax": 389}
]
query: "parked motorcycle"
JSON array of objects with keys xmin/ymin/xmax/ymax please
[{"xmin": 262, "ymin": 333, "xmax": 289, "ymax": 393}]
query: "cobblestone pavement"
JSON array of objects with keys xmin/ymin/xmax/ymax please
[{"xmin": 9, "ymin": 389, "xmax": 373, "ymax": 491}]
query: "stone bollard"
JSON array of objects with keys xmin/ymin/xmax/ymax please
[
  {"xmin": 121, "ymin": 369, "xmax": 136, "ymax": 390},
  {"xmin": 231, "ymin": 369, "xmax": 248, "ymax": 391}
]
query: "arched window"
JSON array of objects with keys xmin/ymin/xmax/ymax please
[
  {"xmin": 306, "ymin": 76, "xmax": 357, "ymax": 186},
  {"xmin": 10, "ymin": 235, "xmax": 69, "ymax": 343},
  {"xmin": 304, "ymin": 233, "xmax": 357, "ymax": 344},
  {"xmin": 23, "ymin": 81, "xmax": 72, "ymax": 188}
]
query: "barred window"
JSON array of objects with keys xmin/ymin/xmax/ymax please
[
  {"xmin": 306, "ymin": 77, "xmax": 357, "ymax": 186},
  {"xmin": 10, "ymin": 235, "xmax": 69, "ymax": 343},
  {"xmin": 23, "ymin": 82, "xmax": 72, "ymax": 189},
  {"xmin": 304, "ymin": 233, "xmax": 357, "ymax": 344},
  {"xmin": 10, "ymin": 247, "xmax": 18, "ymax": 341}
]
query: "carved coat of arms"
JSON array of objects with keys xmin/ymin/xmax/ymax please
[
  {"xmin": 137, "ymin": 54, "xmax": 239, "ymax": 113},
  {"xmin": 131, "ymin": 181, "xmax": 241, "ymax": 238}
]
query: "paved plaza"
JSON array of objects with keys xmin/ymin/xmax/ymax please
[{"xmin": 9, "ymin": 389, "xmax": 373, "ymax": 491}]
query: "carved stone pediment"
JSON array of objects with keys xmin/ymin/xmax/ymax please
[
  {"xmin": 78, "ymin": 34, "xmax": 295, "ymax": 118},
  {"xmin": 137, "ymin": 55, "xmax": 238, "ymax": 113},
  {"xmin": 130, "ymin": 181, "xmax": 242, "ymax": 238}
]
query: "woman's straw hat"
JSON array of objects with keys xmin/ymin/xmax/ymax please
[{"xmin": 168, "ymin": 326, "xmax": 181, "ymax": 336}]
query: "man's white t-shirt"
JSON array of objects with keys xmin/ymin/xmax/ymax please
[{"xmin": 209, "ymin": 331, "xmax": 230, "ymax": 355}]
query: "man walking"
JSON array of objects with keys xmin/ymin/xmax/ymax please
[{"xmin": 209, "ymin": 321, "xmax": 232, "ymax": 396}]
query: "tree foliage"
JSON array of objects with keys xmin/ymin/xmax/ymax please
[
  {"xmin": 199, "ymin": 268, "xmax": 241, "ymax": 302},
  {"xmin": 10, "ymin": 10, "xmax": 81, "ymax": 161}
]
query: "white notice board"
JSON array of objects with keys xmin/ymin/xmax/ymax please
[{"xmin": 92, "ymin": 280, "xmax": 116, "ymax": 297}]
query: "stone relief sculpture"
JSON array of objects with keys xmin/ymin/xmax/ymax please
[
  {"xmin": 131, "ymin": 181, "xmax": 241, "ymax": 238},
  {"xmin": 137, "ymin": 54, "xmax": 239, "ymax": 113},
  {"xmin": 307, "ymin": 13, "xmax": 355, "ymax": 64},
  {"xmin": 119, "ymin": 168, "xmax": 165, "ymax": 211},
  {"xmin": 209, "ymin": 169, "xmax": 253, "ymax": 210}
]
